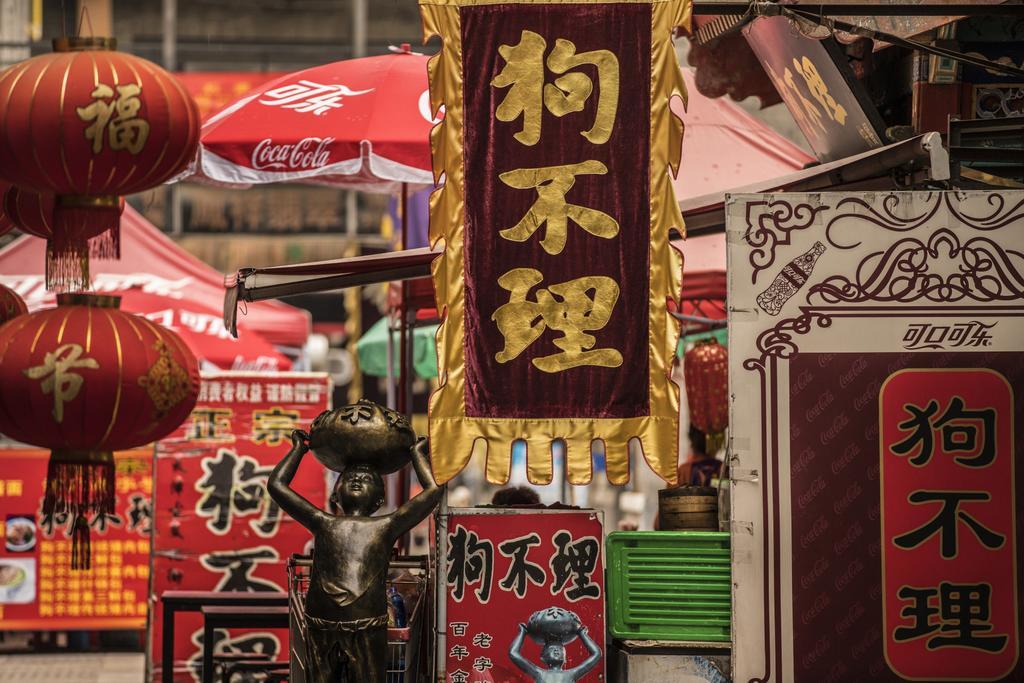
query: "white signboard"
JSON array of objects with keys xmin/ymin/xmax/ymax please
[{"xmin": 728, "ymin": 191, "xmax": 1024, "ymax": 682}]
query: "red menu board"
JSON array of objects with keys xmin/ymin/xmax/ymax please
[
  {"xmin": 881, "ymin": 369, "xmax": 1017, "ymax": 680},
  {"xmin": 0, "ymin": 448, "xmax": 153, "ymax": 630},
  {"xmin": 443, "ymin": 510, "xmax": 605, "ymax": 683},
  {"xmin": 150, "ymin": 372, "xmax": 330, "ymax": 682}
]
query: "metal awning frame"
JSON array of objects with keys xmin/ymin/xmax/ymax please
[{"xmin": 223, "ymin": 133, "xmax": 949, "ymax": 334}]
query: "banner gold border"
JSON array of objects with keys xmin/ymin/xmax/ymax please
[{"xmin": 421, "ymin": 0, "xmax": 690, "ymax": 486}]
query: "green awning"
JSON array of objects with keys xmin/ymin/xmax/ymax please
[{"xmin": 356, "ymin": 317, "xmax": 439, "ymax": 379}]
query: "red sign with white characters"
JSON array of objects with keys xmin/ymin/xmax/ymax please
[
  {"xmin": 150, "ymin": 372, "xmax": 329, "ymax": 682},
  {"xmin": 0, "ymin": 449, "xmax": 152, "ymax": 630},
  {"xmin": 881, "ymin": 369, "xmax": 1018, "ymax": 680},
  {"xmin": 443, "ymin": 510, "xmax": 605, "ymax": 683}
]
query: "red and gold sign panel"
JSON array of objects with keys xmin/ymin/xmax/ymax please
[
  {"xmin": 443, "ymin": 510, "xmax": 605, "ymax": 682},
  {"xmin": 420, "ymin": 0, "xmax": 690, "ymax": 486},
  {"xmin": 881, "ymin": 369, "xmax": 1017, "ymax": 681},
  {"xmin": 150, "ymin": 373, "xmax": 329, "ymax": 682},
  {"xmin": 0, "ymin": 449, "xmax": 152, "ymax": 630}
]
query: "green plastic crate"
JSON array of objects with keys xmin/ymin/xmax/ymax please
[{"xmin": 606, "ymin": 531, "xmax": 731, "ymax": 642}]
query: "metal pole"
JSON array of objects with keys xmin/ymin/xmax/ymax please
[
  {"xmin": 162, "ymin": 0, "xmax": 183, "ymax": 236},
  {"xmin": 351, "ymin": 0, "xmax": 367, "ymax": 59},
  {"xmin": 398, "ymin": 183, "xmax": 410, "ymax": 418},
  {"xmin": 386, "ymin": 317, "xmax": 397, "ymax": 411},
  {"xmin": 345, "ymin": 0, "xmax": 367, "ymax": 243},
  {"xmin": 397, "ymin": 183, "xmax": 411, "ymax": 550}
]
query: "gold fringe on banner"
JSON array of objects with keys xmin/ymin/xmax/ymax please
[{"xmin": 421, "ymin": 0, "xmax": 691, "ymax": 486}]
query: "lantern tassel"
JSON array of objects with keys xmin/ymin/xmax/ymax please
[
  {"xmin": 45, "ymin": 241, "xmax": 91, "ymax": 292},
  {"xmin": 44, "ymin": 450, "xmax": 115, "ymax": 571},
  {"xmin": 48, "ymin": 197, "xmax": 121, "ymax": 289},
  {"xmin": 70, "ymin": 515, "xmax": 91, "ymax": 571}
]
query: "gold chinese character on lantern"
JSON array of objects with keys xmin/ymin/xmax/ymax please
[
  {"xmin": 499, "ymin": 160, "xmax": 619, "ymax": 254},
  {"xmin": 492, "ymin": 267, "xmax": 622, "ymax": 373},
  {"xmin": 24, "ymin": 344, "xmax": 99, "ymax": 422},
  {"xmin": 76, "ymin": 82, "xmax": 150, "ymax": 154},
  {"xmin": 492, "ymin": 30, "xmax": 620, "ymax": 146}
]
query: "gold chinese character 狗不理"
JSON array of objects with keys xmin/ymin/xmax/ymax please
[
  {"xmin": 24, "ymin": 344, "xmax": 99, "ymax": 423},
  {"xmin": 492, "ymin": 30, "xmax": 619, "ymax": 146},
  {"xmin": 76, "ymin": 82, "xmax": 150, "ymax": 155},
  {"xmin": 499, "ymin": 161, "xmax": 618, "ymax": 255},
  {"xmin": 492, "ymin": 268, "xmax": 622, "ymax": 373}
]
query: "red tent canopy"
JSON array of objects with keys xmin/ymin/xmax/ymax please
[
  {"xmin": 0, "ymin": 205, "xmax": 310, "ymax": 348},
  {"xmin": 671, "ymin": 68, "xmax": 812, "ymax": 201}
]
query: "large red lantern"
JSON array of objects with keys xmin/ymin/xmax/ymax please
[
  {"xmin": 0, "ymin": 284, "xmax": 27, "ymax": 325},
  {"xmin": 3, "ymin": 185, "xmax": 126, "ymax": 290},
  {"xmin": 0, "ymin": 294, "xmax": 199, "ymax": 567},
  {"xmin": 683, "ymin": 339, "xmax": 729, "ymax": 446},
  {"xmin": 0, "ymin": 37, "xmax": 199, "ymax": 288}
]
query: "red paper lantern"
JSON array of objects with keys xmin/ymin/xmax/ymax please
[
  {"xmin": 0, "ymin": 37, "xmax": 199, "ymax": 288},
  {"xmin": 683, "ymin": 339, "xmax": 729, "ymax": 435},
  {"xmin": 0, "ymin": 284, "xmax": 27, "ymax": 325},
  {"xmin": 0, "ymin": 293, "xmax": 199, "ymax": 567},
  {"xmin": 3, "ymin": 185, "xmax": 126, "ymax": 290}
]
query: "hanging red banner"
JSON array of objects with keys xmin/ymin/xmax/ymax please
[
  {"xmin": 0, "ymin": 448, "xmax": 152, "ymax": 630},
  {"xmin": 420, "ymin": 0, "xmax": 690, "ymax": 486},
  {"xmin": 149, "ymin": 372, "xmax": 330, "ymax": 682}
]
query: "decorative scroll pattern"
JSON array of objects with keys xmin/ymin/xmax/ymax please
[
  {"xmin": 810, "ymin": 229, "xmax": 1024, "ymax": 305},
  {"xmin": 742, "ymin": 199, "xmax": 828, "ymax": 283}
]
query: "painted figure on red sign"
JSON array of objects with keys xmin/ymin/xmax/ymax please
[
  {"xmin": 268, "ymin": 410, "xmax": 442, "ymax": 683},
  {"xmin": 510, "ymin": 607, "xmax": 601, "ymax": 682}
]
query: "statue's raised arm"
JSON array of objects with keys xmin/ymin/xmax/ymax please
[
  {"xmin": 389, "ymin": 437, "xmax": 444, "ymax": 542},
  {"xmin": 267, "ymin": 429, "xmax": 326, "ymax": 531}
]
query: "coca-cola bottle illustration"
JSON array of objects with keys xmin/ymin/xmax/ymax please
[{"xmin": 756, "ymin": 241, "xmax": 826, "ymax": 316}]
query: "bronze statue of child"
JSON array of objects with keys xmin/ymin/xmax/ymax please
[{"xmin": 268, "ymin": 404, "xmax": 442, "ymax": 683}]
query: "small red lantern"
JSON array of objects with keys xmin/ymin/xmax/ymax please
[
  {"xmin": 0, "ymin": 294, "xmax": 199, "ymax": 567},
  {"xmin": 0, "ymin": 37, "xmax": 199, "ymax": 288},
  {"xmin": 684, "ymin": 338, "xmax": 729, "ymax": 439},
  {"xmin": 4, "ymin": 185, "xmax": 125, "ymax": 290},
  {"xmin": 0, "ymin": 284, "xmax": 27, "ymax": 325}
]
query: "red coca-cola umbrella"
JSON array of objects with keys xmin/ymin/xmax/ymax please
[{"xmin": 189, "ymin": 45, "xmax": 437, "ymax": 193}]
